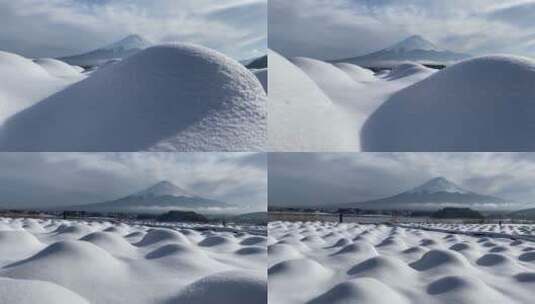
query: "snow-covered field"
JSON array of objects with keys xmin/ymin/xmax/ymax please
[
  {"xmin": 268, "ymin": 50, "xmax": 535, "ymax": 152},
  {"xmin": 0, "ymin": 217, "xmax": 267, "ymax": 304},
  {"xmin": 404, "ymin": 223, "xmax": 535, "ymax": 238},
  {"xmin": 0, "ymin": 43, "xmax": 266, "ymax": 151},
  {"xmin": 269, "ymin": 221, "xmax": 535, "ymax": 304}
]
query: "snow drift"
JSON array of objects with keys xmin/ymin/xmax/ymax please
[
  {"xmin": 33, "ymin": 58, "xmax": 83, "ymax": 78},
  {"xmin": 0, "ymin": 43, "xmax": 266, "ymax": 151},
  {"xmin": 0, "ymin": 51, "xmax": 83, "ymax": 124},
  {"xmin": 334, "ymin": 63, "xmax": 376, "ymax": 83},
  {"xmin": 269, "ymin": 221, "xmax": 535, "ymax": 304},
  {"xmin": 362, "ymin": 55, "xmax": 535, "ymax": 151},
  {"xmin": 0, "ymin": 217, "xmax": 266, "ymax": 304},
  {"xmin": 268, "ymin": 50, "xmax": 358, "ymax": 151}
]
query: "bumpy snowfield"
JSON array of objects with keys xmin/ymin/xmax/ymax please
[
  {"xmin": 0, "ymin": 44, "xmax": 266, "ymax": 152},
  {"xmin": 404, "ymin": 223, "xmax": 535, "ymax": 238},
  {"xmin": 269, "ymin": 221, "xmax": 535, "ymax": 304},
  {"xmin": 0, "ymin": 217, "xmax": 267, "ymax": 304}
]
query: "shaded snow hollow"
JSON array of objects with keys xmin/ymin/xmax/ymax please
[
  {"xmin": 0, "ymin": 43, "xmax": 266, "ymax": 151},
  {"xmin": 362, "ymin": 55, "xmax": 535, "ymax": 151}
]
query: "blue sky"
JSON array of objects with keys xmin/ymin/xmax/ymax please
[
  {"xmin": 0, "ymin": 153, "xmax": 266, "ymax": 211},
  {"xmin": 0, "ymin": 0, "xmax": 266, "ymax": 60},
  {"xmin": 269, "ymin": 0, "xmax": 535, "ymax": 60}
]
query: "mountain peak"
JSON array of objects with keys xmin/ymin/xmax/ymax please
[
  {"xmin": 408, "ymin": 177, "xmax": 469, "ymax": 194},
  {"xmin": 102, "ymin": 34, "xmax": 152, "ymax": 51},
  {"xmin": 132, "ymin": 181, "xmax": 196, "ymax": 198},
  {"xmin": 386, "ymin": 35, "xmax": 440, "ymax": 52}
]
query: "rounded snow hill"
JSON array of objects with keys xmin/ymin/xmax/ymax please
[
  {"xmin": 167, "ymin": 271, "xmax": 266, "ymax": 304},
  {"xmin": 291, "ymin": 57, "xmax": 361, "ymax": 90},
  {"xmin": 33, "ymin": 58, "xmax": 82, "ymax": 78},
  {"xmin": 0, "ymin": 51, "xmax": 78, "ymax": 123},
  {"xmin": 383, "ymin": 62, "xmax": 434, "ymax": 81},
  {"xmin": 362, "ymin": 55, "xmax": 535, "ymax": 151},
  {"xmin": 0, "ymin": 43, "xmax": 266, "ymax": 151},
  {"xmin": 0, "ymin": 278, "xmax": 89, "ymax": 304},
  {"xmin": 334, "ymin": 63, "xmax": 376, "ymax": 83},
  {"xmin": 268, "ymin": 49, "xmax": 358, "ymax": 151}
]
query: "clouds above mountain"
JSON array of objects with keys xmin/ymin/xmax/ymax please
[
  {"xmin": 0, "ymin": 153, "xmax": 266, "ymax": 211},
  {"xmin": 269, "ymin": 0, "xmax": 535, "ymax": 60},
  {"xmin": 269, "ymin": 153, "xmax": 535, "ymax": 208},
  {"xmin": 0, "ymin": 0, "xmax": 266, "ymax": 59}
]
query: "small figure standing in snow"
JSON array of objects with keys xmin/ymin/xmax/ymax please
[{"xmin": 339, "ymin": 213, "xmax": 343, "ymax": 223}]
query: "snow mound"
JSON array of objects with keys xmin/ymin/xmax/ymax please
[
  {"xmin": 0, "ymin": 51, "xmax": 81, "ymax": 123},
  {"xmin": 308, "ymin": 278, "xmax": 410, "ymax": 304},
  {"xmin": 0, "ymin": 51, "xmax": 49, "ymax": 77},
  {"xmin": 135, "ymin": 228, "xmax": 190, "ymax": 247},
  {"xmin": 168, "ymin": 271, "xmax": 267, "ymax": 304},
  {"xmin": 268, "ymin": 49, "xmax": 358, "ymax": 151},
  {"xmin": 384, "ymin": 62, "xmax": 434, "ymax": 80},
  {"xmin": 0, "ymin": 43, "xmax": 266, "ymax": 151},
  {"xmin": 291, "ymin": 57, "xmax": 361, "ymax": 91},
  {"xmin": 362, "ymin": 55, "xmax": 535, "ymax": 151},
  {"xmin": 334, "ymin": 63, "xmax": 376, "ymax": 82},
  {"xmin": 33, "ymin": 58, "xmax": 82, "ymax": 78},
  {"xmin": 0, "ymin": 278, "xmax": 89, "ymax": 304}
]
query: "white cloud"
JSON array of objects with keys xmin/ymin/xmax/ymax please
[
  {"xmin": 0, "ymin": 0, "xmax": 266, "ymax": 59},
  {"xmin": 269, "ymin": 0, "xmax": 535, "ymax": 59}
]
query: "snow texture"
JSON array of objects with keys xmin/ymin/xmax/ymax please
[
  {"xmin": 0, "ymin": 43, "xmax": 266, "ymax": 151},
  {"xmin": 362, "ymin": 55, "xmax": 535, "ymax": 151},
  {"xmin": 269, "ymin": 221, "xmax": 535, "ymax": 304},
  {"xmin": 268, "ymin": 50, "xmax": 358, "ymax": 151},
  {"xmin": 0, "ymin": 51, "xmax": 83, "ymax": 124}
]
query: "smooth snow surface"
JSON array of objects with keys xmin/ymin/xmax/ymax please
[
  {"xmin": 269, "ymin": 51, "xmax": 435, "ymax": 151},
  {"xmin": 268, "ymin": 50, "xmax": 358, "ymax": 151},
  {"xmin": 333, "ymin": 63, "xmax": 376, "ymax": 83},
  {"xmin": 33, "ymin": 58, "xmax": 84, "ymax": 78},
  {"xmin": 0, "ymin": 217, "xmax": 266, "ymax": 304},
  {"xmin": 0, "ymin": 43, "xmax": 266, "ymax": 151},
  {"xmin": 269, "ymin": 221, "xmax": 535, "ymax": 304},
  {"xmin": 0, "ymin": 51, "xmax": 84, "ymax": 124},
  {"xmin": 362, "ymin": 55, "xmax": 535, "ymax": 151}
]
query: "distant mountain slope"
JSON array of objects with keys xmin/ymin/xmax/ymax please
[
  {"xmin": 334, "ymin": 35, "xmax": 470, "ymax": 67},
  {"xmin": 341, "ymin": 177, "xmax": 509, "ymax": 210},
  {"xmin": 59, "ymin": 34, "xmax": 152, "ymax": 67},
  {"xmin": 509, "ymin": 207, "xmax": 535, "ymax": 219},
  {"xmin": 66, "ymin": 181, "xmax": 233, "ymax": 213}
]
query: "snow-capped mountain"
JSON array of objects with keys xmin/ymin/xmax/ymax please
[
  {"xmin": 385, "ymin": 35, "xmax": 441, "ymax": 52},
  {"xmin": 131, "ymin": 181, "xmax": 196, "ymax": 198},
  {"xmin": 334, "ymin": 35, "xmax": 470, "ymax": 67},
  {"xmin": 407, "ymin": 177, "xmax": 469, "ymax": 195},
  {"xmin": 59, "ymin": 34, "xmax": 152, "ymax": 67},
  {"xmin": 66, "ymin": 181, "xmax": 233, "ymax": 213},
  {"xmin": 341, "ymin": 177, "xmax": 509, "ymax": 210}
]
